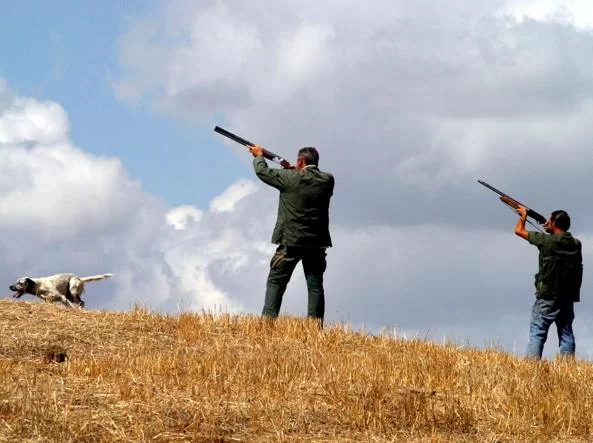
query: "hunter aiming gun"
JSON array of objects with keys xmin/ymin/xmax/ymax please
[
  {"xmin": 478, "ymin": 180, "xmax": 547, "ymax": 228},
  {"xmin": 214, "ymin": 126, "xmax": 293, "ymax": 169}
]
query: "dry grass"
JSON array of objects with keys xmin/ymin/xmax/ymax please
[{"xmin": 0, "ymin": 300, "xmax": 592, "ymax": 442}]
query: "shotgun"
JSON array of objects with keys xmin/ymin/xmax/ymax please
[
  {"xmin": 478, "ymin": 180, "xmax": 547, "ymax": 225},
  {"xmin": 214, "ymin": 126, "xmax": 293, "ymax": 169}
]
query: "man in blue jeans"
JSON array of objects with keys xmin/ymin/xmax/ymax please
[{"xmin": 514, "ymin": 206, "xmax": 583, "ymax": 359}]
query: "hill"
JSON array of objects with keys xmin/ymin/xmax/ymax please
[{"xmin": 0, "ymin": 299, "xmax": 592, "ymax": 442}]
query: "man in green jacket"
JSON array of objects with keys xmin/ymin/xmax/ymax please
[
  {"xmin": 514, "ymin": 206, "xmax": 583, "ymax": 359},
  {"xmin": 249, "ymin": 144, "xmax": 334, "ymax": 324}
]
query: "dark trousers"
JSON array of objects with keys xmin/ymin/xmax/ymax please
[{"xmin": 262, "ymin": 245, "xmax": 327, "ymax": 320}]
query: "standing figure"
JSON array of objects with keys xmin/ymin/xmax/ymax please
[
  {"xmin": 249, "ymin": 144, "xmax": 334, "ymax": 325},
  {"xmin": 514, "ymin": 206, "xmax": 583, "ymax": 359}
]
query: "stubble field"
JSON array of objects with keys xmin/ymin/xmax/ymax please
[{"xmin": 0, "ymin": 300, "xmax": 591, "ymax": 442}]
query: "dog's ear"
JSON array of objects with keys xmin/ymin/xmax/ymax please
[{"xmin": 25, "ymin": 278, "xmax": 35, "ymax": 291}]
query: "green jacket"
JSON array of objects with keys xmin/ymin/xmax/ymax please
[
  {"xmin": 253, "ymin": 156, "xmax": 334, "ymax": 247},
  {"xmin": 527, "ymin": 231, "xmax": 583, "ymax": 301}
]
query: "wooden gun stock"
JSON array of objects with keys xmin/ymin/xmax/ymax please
[{"xmin": 478, "ymin": 180, "xmax": 547, "ymax": 225}]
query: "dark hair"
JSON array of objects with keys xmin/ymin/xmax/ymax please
[
  {"xmin": 298, "ymin": 147, "xmax": 319, "ymax": 166},
  {"xmin": 551, "ymin": 210, "xmax": 571, "ymax": 231}
]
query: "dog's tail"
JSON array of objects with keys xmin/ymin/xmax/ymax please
[{"xmin": 80, "ymin": 273, "xmax": 113, "ymax": 283}]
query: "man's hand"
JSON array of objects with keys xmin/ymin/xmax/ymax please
[
  {"xmin": 516, "ymin": 205, "xmax": 528, "ymax": 218},
  {"xmin": 249, "ymin": 144, "xmax": 264, "ymax": 158}
]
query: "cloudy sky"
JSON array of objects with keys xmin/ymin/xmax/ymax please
[{"xmin": 2, "ymin": 0, "xmax": 593, "ymax": 359}]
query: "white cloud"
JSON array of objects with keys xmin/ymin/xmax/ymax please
[
  {"xmin": 277, "ymin": 24, "xmax": 335, "ymax": 79},
  {"xmin": 112, "ymin": 1, "xmax": 593, "ymax": 213},
  {"xmin": 166, "ymin": 204, "xmax": 204, "ymax": 230},
  {"xmin": 0, "ymin": 97, "xmax": 69, "ymax": 145},
  {"xmin": 0, "ymin": 143, "xmax": 145, "ymax": 240},
  {"xmin": 209, "ymin": 179, "xmax": 258, "ymax": 213},
  {"xmin": 0, "ymin": 83, "xmax": 251, "ymax": 315},
  {"xmin": 506, "ymin": 0, "xmax": 593, "ymax": 28}
]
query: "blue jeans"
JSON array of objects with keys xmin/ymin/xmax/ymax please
[{"xmin": 526, "ymin": 298, "xmax": 575, "ymax": 360}]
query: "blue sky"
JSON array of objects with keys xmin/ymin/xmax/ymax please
[{"xmin": 0, "ymin": 0, "xmax": 246, "ymax": 208}]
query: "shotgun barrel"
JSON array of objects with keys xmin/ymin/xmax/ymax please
[{"xmin": 214, "ymin": 126, "xmax": 292, "ymax": 168}]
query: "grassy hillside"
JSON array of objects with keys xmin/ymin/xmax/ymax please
[{"xmin": 0, "ymin": 300, "xmax": 592, "ymax": 442}]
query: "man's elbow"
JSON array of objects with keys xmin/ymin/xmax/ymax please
[
  {"xmin": 515, "ymin": 228, "xmax": 528, "ymax": 239},
  {"xmin": 254, "ymin": 169, "xmax": 268, "ymax": 181},
  {"xmin": 252, "ymin": 163, "xmax": 264, "ymax": 176}
]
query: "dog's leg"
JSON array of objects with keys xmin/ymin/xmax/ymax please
[
  {"xmin": 39, "ymin": 294, "xmax": 51, "ymax": 304},
  {"xmin": 47, "ymin": 291, "xmax": 76, "ymax": 308},
  {"xmin": 68, "ymin": 278, "xmax": 85, "ymax": 308},
  {"xmin": 34, "ymin": 290, "xmax": 53, "ymax": 304},
  {"xmin": 59, "ymin": 295, "xmax": 76, "ymax": 308}
]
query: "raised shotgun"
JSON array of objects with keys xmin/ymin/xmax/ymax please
[
  {"xmin": 478, "ymin": 179, "xmax": 547, "ymax": 225},
  {"xmin": 214, "ymin": 126, "xmax": 293, "ymax": 169}
]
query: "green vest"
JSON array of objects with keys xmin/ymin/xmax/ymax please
[
  {"xmin": 527, "ymin": 231, "xmax": 583, "ymax": 301},
  {"xmin": 253, "ymin": 157, "xmax": 334, "ymax": 247}
]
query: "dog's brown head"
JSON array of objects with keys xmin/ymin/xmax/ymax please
[{"xmin": 9, "ymin": 278, "xmax": 35, "ymax": 298}]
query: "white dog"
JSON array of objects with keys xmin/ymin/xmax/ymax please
[{"xmin": 9, "ymin": 273, "xmax": 112, "ymax": 308}]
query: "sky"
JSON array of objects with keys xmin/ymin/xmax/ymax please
[{"xmin": 2, "ymin": 0, "xmax": 593, "ymax": 360}]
